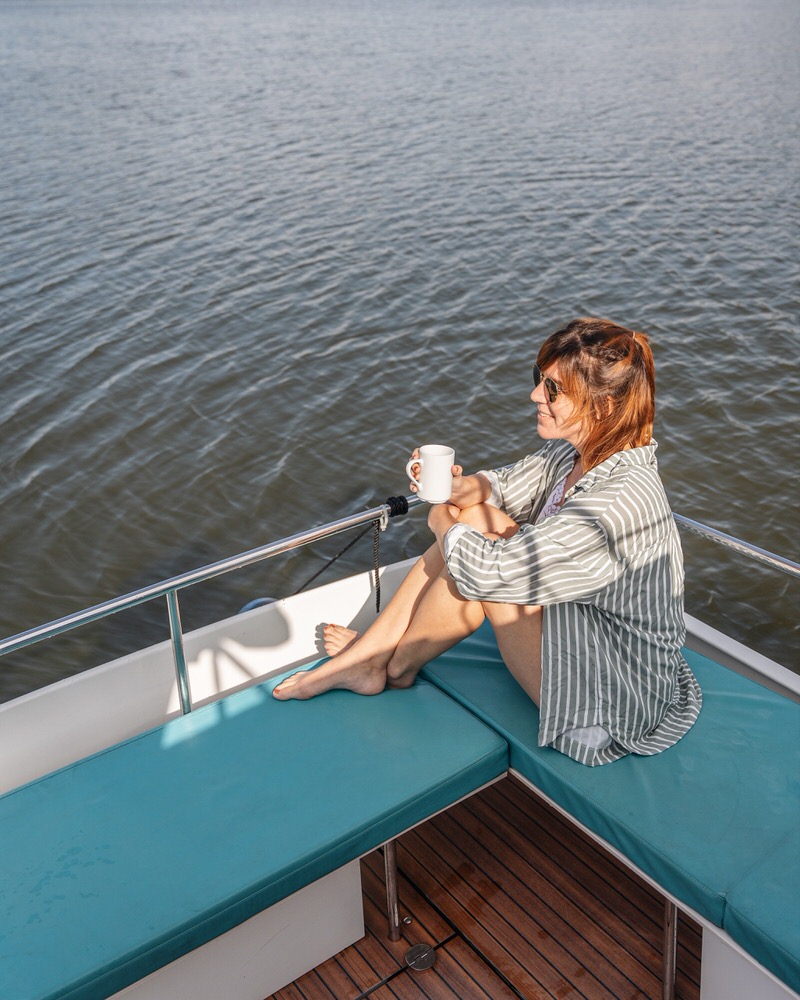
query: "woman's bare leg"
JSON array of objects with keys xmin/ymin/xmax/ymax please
[
  {"xmin": 443, "ymin": 503, "xmax": 543, "ymax": 704},
  {"xmin": 482, "ymin": 601, "xmax": 543, "ymax": 705},
  {"xmin": 272, "ymin": 508, "xmax": 501, "ymax": 699},
  {"xmin": 384, "ymin": 570, "xmax": 485, "ymax": 688},
  {"xmin": 272, "ymin": 542, "xmax": 451, "ymax": 699},
  {"xmin": 273, "ymin": 501, "xmax": 542, "ymax": 703},
  {"xmin": 382, "ymin": 587, "xmax": 542, "ymax": 701}
]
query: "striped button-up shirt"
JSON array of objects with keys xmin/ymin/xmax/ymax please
[{"xmin": 444, "ymin": 439, "xmax": 702, "ymax": 766}]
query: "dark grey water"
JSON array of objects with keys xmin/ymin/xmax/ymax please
[{"xmin": 1, "ymin": 0, "xmax": 798, "ymax": 700}]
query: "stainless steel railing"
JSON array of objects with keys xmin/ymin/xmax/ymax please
[
  {"xmin": 673, "ymin": 514, "xmax": 800, "ymax": 579},
  {"xmin": 0, "ymin": 496, "xmax": 795, "ymax": 713},
  {"xmin": 0, "ymin": 497, "xmax": 422, "ymax": 713}
]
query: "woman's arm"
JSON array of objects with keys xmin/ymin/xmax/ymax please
[{"xmin": 449, "ymin": 468, "xmax": 492, "ymax": 509}]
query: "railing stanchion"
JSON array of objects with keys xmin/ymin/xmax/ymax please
[
  {"xmin": 166, "ymin": 590, "xmax": 191, "ymax": 715},
  {"xmin": 384, "ymin": 839, "xmax": 401, "ymax": 941},
  {"xmin": 662, "ymin": 898, "xmax": 678, "ymax": 1000}
]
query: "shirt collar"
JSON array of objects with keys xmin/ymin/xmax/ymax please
[
  {"xmin": 578, "ymin": 439, "xmax": 658, "ymax": 488},
  {"xmin": 559, "ymin": 440, "xmax": 658, "ymax": 503}
]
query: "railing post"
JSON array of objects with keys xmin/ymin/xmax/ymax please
[
  {"xmin": 662, "ymin": 898, "xmax": 678, "ymax": 1000},
  {"xmin": 166, "ymin": 590, "xmax": 192, "ymax": 715},
  {"xmin": 384, "ymin": 840, "xmax": 401, "ymax": 941}
]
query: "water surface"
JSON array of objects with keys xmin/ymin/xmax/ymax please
[{"xmin": 1, "ymin": 0, "xmax": 798, "ymax": 699}]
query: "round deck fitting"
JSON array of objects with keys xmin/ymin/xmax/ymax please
[{"xmin": 405, "ymin": 943, "xmax": 436, "ymax": 971}]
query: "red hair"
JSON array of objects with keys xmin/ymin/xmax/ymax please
[{"xmin": 537, "ymin": 318, "xmax": 656, "ymax": 471}]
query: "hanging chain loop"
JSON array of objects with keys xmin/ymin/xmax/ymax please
[{"xmin": 293, "ymin": 495, "xmax": 412, "ymax": 604}]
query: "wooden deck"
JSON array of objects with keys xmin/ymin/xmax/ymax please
[{"xmin": 272, "ymin": 775, "xmax": 701, "ymax": 999}]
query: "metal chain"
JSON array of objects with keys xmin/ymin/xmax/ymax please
[{"xmin": 372, "ymin": 519, "xmax": 381, "ymax": 613}]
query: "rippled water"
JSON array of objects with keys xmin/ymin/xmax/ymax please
[{"xmin": 1, "ymin": 0, "xmax": 798, "ymax": 700}]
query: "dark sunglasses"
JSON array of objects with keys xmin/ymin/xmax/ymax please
[{"xmin": 532, "ymin": 363, "xmax": 564, "ymax": 403}]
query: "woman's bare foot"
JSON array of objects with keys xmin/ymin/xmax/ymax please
[
  {"xmin": 322, "ymin": 623, "xmax": 360, "ymax": 657},
  {"xmin": 272, "ymin": 652, "xmax": 387, "ymax": 701}
]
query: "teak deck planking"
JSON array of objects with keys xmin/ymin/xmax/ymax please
[{"xmin": 271, "ymin": 775, "xmax": 701, "ymax": 999}]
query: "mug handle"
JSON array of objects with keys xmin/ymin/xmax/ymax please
[{"xmin": 405, "ymin": 456, "xmax": 423, "ymax": 487}]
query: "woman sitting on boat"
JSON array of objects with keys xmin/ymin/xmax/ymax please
[{"xmin": 274, "ymin": 317, "xmax": 702, "ymax": 766}]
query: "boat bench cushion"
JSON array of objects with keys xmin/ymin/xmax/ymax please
[
  {"xmin": 0, "ymin": 675, "xmax": 507, "ymax": 1000},
  {"xmin": 420, "ymin": 622, "xmax": 800, "ymax": 994}
]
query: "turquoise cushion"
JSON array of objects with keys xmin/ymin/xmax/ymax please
[
  {"xmin": 421, "ymin": 622, "xmax": 800, "ymax": 991},
  {"xmin": 0, "ymin": 675, "xmax": 507, "ymax": 1000},
  {"xmin": 723, "ymin": 832, "xmax": 800, "ymax": 994}
]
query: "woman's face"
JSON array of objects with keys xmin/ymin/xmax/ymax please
[{"xmin": 531, "ymin": 362, "xmax": 586, "ymax": 450}]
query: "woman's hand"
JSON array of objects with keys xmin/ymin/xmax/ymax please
[
  {"xmin": 407, "ymin": 449, "xmax": 485, "ymax": 508},
  {"xmin": 449, "ymin": 464, "xmax": 470, "ymax": 507},
  {"xmin": 407, "ymin": 448, "xmax": 422, "ymax": 494}
]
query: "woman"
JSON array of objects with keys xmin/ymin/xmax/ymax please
[{"xmin": 274, "ymin": 317, "xmax": 702, "ymax": 766}]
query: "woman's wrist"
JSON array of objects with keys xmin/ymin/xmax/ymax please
[
  {"xmin": 452, "ymin": 472, "xmax": 491, "ymax": 508},
  {"xmin": 473, "ymin": 472, "xmax": 492, "ymax": 504}
]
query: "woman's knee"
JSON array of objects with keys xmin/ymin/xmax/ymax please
[{"xmin": 457, "ymin": 503, "xmax": 519, "ymax": 539}]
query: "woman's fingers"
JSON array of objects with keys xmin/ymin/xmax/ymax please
[{"xmin": 408, "ymin": 450, "xmax": 422, "ymax": 491}]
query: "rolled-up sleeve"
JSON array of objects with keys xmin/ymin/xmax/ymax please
[
  {"xmin": 475, "ymin": 469, "xmax": 503, "ymax": 509},
  {"xmin": 444, "ymin": 503, "xmax": 625, "ymax": 606}
]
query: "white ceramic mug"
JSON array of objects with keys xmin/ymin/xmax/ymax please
[{"xmin": 406, "ymin": 445, "xmax": 455, "ymax": 503}]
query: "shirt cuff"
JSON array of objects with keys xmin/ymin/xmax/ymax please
[
  {"xmin": 443, "ymin": 522, "xmax": 472, "ymax": 562},
  {"xmin": 477, "ymin": 469, "xmax": 502, "ymax": 509}
]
